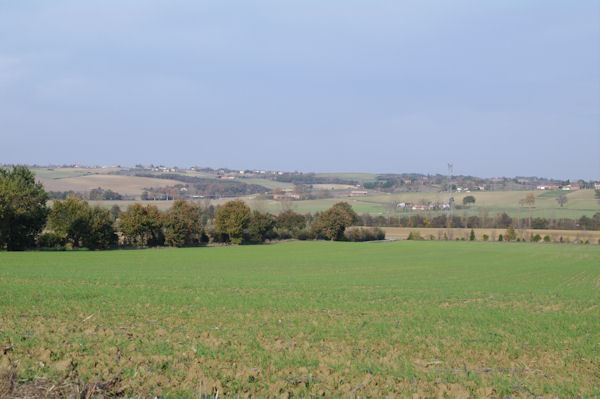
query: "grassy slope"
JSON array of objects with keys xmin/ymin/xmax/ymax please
[{"xmin": 1, "ymin": 242, "xmax": 598, "ymax": 397}]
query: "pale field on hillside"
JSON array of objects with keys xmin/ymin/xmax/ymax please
[{"xmin": 381, "ymin": 227, "xmax": 600, "ymax": 243}]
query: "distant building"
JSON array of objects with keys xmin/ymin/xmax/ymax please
[
  {"xmin": 595, "ymin": 182, "xmax": 600, "ymax": 190},
  {"xmin": 273, "ymin": 193, "xmax": 300, "ymax": 200},
  {"xmin": 562, "ymin": 184, "xmax": 580, "ymax": 191},
  {"xmin": 537, "ymin": 184, "xmax": 559, "ymax": 190}
]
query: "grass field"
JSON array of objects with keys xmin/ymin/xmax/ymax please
[{"xmin": 1, "ymin": 242, "xmax": 598, "ymax": 397}]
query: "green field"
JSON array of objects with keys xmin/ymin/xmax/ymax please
[
  {"xmin": 245, "ymin": 189, "xmax": 599, "ymax": 218},
  {"xmin": 1, "ymin": 242, "xmax": 598, "ymax": 397}
]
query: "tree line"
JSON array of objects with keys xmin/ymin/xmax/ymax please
[
  {"xmin": 359, "ymin": 212, "xmax": 600, "ymax": 231},
  {"xmin": 0, "ymin": 166, "xmax": 384, "ymax": 250}
]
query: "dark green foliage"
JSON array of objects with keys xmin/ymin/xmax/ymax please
[
  {"xmin": 543, "ymin": 235, "xmax": 551, "ymax": 242},
  {"xmin": 310, "ymin": 202, "xmax": 358, "ymax": 241},
  {"xmin": 530, "ymin": 234, "xmax": 542, "ymax": 242},
  {"xmin": 89, "ymin": 187, "xmax": 123, "ymax": 200},
  {"xmin": 37, "ymin": 232, "xmax": 65, "ymax": 249},
  {"xmin": 164, "ymin": 200, "xmax": 204, "ymax": 247},
  {"xmin": 0, "ymin": 166, "xmax": 49, "ymax": 250},
  {"xmin": 531, "ymin": 217, "xmax": 549, "ymax": 229},
  {"xmin": 469, "ymin": 229, "xmax": 475, "ymax": 241},
  {"xmin": 246, "ymin": 211, "xmax": 276, "ymax": 243},
  {"xmin": 344, "ymin": 227, "xmax": 385, "ymax": 242},
  {"xmin": 482, "ymin": 234, "xmax": 489, "ymax": 241},
  {"xmin": 462, "ymin": 195, "xmax": 476, "ymax": 206},
  {"xmin": 275, "ymin": 210, "xmax": 306, "ymax": 232},
  {"xmin": 498, "ymin": 234, "xmax": 503, "ymax": 242},
  {"xmin": 49, "ymin": 198, "xmax": 117, "ymax": 250},
  {"xmin": 118, "ymin": 204, "xmax": 164, "ymax": 247},
  {"xmin": 215, "ymin": 200, "xmax": 251, "ymax": 244}
]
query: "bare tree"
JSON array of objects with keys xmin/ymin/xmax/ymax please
[{"xmin": 556, "ymin": 194, "xmax": 568, "ymax": 207}]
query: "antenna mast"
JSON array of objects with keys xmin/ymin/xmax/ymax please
[{"xmin": 447, "ymin": 163, "xmax": 454, "ymax": 219}]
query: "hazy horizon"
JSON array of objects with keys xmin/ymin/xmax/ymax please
[{"xmin": 1, "ymin": 1, "xmax": 599, "ymax": 180}]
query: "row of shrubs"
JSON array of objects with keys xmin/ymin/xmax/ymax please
[{"xmin": 406, "ymin": 227, "xmax": 597, "ymax": 244}]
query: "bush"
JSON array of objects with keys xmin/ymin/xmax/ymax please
[
  {"xmin": 469, "ymin": 229, "xmax": 475, "ymax": 241},
  {"xmin": 543, "ymin": 235, "xmax": 551, "ymax": 242},
  {"xmin": 344, "ymin": 227, "xmax": 386, "ymax": 242},
  {"xmin": 37, "ymin": 232, "xmax": 65, "ymax": 249},
  {"xmin": 530, "ymin": 234, "xmax": 542, "ymax": 242},
  {"xmin": 498, "ymin": 234, "xmax": 503, "ymax": 242},
  {"xmin": 482, "ymin": 234, "xmax": 489, "ymax": 241},
  {"xmin": 407, "ymin": 231, "xmax": 423, "ymax": 240}
]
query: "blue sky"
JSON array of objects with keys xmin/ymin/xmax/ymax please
[{"xmin": 0, "ymin": 1, "xmax": 598, "ymax": 179}]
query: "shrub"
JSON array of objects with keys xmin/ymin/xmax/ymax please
[
  {"xmin": 37, "ymin": 232, "xmax": 65, "ymax": 249},
  {"xmin": 530, "ymin": 234, "xmax": 542, "ymax": 243},
  {"xmin": 498, "ymin": 234, "xmax": 503, "ymax": 242},
  {"xmin": 482, "ymin": 234, "xmax": 489, "ymax": 241},
  {"xmin": 344, "ymin": 227, "xmax": 386, "ymax": 242},
  {"xmin": 469, "ymin": 229, "xmax": 475, "ymax": 241},
  {"xmin": 407, "ymin": 231, "xmax": 423, "ymax": 240},
  {"xmin": 543, "ymin": 235, "xmax": 551, "ymax": 242}
]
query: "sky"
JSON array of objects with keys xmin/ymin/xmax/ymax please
[{"xmin": 0, "ymin": 1, "xmax": 599, "ymax": 180}]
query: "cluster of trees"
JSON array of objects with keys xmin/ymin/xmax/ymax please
[
  {"xmin": 117, "ymin": 171, "xmax": 270, "ymax": 197},
  {"xmin": 1, "ymin": 166, "xmax": 383, "ymax": 250},
  {"xmin": 48, "ymin": 187, "xmax": 125, "ymax": 201},
  {"xmin": 359, "ymin": 212, "xmax": 600, "ymax": 231}
]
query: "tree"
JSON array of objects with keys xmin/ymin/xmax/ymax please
[
  {"xmin": 164, "ymin": 200, "xmax": 204, "ymax": 247},
  {"xmin": 84, "ymin": 206, "xmax": 118, "ymax": 249},
  {"xmin": 505, "ymin": 225, "xmax": 517, "ymax": 242},
  {"xmin": 330, "ymin": 201, "xmax": 359, "ymax": 224},
  {"xmin": 524, "ymin": 193, "xmax": 536, "ymax": 207},
  {"xmin": 215, "ymin": 200, "xmax": 251, "ymax": 244},
  {"xmin": 0, "ymin": 166, "xmax": 49, "ymax": 250},
  {"xmin": 462, "ymin": 195, "xmax": 476, "ymax": 206},
  {"xmin": 49, "ymin": 198, "xmax": 91, "ymax": 247},
  {"xmin": 311, "ymin": 202, "xmax": 358, "ymax": 241},
  {"xmin": 275, "ymin": 210, "xmax": 306, "ymax": 232},
  {"xmin": 246, "ymin": 210, "xmax": 275, "ymax": 243},
  {"xmin": 469, "ymin": 229, "xmax": 475, "ymax": 241},
  {"xmin": 118, "ymin": 204, "xmax": 164, "ymax": 247},
  {"xmin": 556, "ymin": 194, "xmax": 568, "ymax": 207},
  {"xmin": 49, "ymin": 198, "xmax": 117, "ymax": 249}
]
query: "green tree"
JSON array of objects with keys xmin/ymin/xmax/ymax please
[
  {"xmin": 469, "ymin": 228, "xmax": 475, "ymax": 241},
  {"xmin": 49, "ymin": 198, "xmax": 90, "ymax": 247},
  {"xmin": 215, "ymin": 200, "xmax": 251, "ymax": 244},
  {"xmin": 84, "ymin": 206, "xmax": 118, "ymax": 249},
  {"xmin": 275, "ymin": 210, "xmax": 306, "ymax": 232},
  {"xmin": 330, "ymin": 201, "xmax": 359, "ymax": 224},
  {"xmin": 462, "ymin": 195, "xmax": 476, "ymax": 206},
  {"xmin": 0, "ymin": 166, "xmax": 49, "ymax": 250},
  {"xmin": 118, "ymin": 204, "xmax": 164, "ymax": 247},
  {"xmin": 311, "ymin": 202, "xmax": 358, "ymax": 241},
  {"xmin": 164, "ymin": 200, "xmax": 204, "ymax": 247},
  {"xmin": 247, "ymin": 210, "xmax": 275, "ymax": 243},
  {"xmin": 505, "ymin": 225, "xmax": 517, "ymax": 242},
  {"xmin": 49, "ymin": 198, "xmax": 117, "ymax": 249}
]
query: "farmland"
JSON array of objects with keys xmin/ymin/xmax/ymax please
[{"xmin": 1, "ymin": 241, "xmax": 599, "ymax": 397}]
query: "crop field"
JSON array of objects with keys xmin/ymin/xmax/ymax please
[
  {"xmin": 1, "ymin": 242, "xmax": 598, "ymax": 397},
  {"xmin": 382, "ymin": 227, "xmax": 600, "ymax": 244},
  {"xmin": 39, "ymin": 175, "xmax": 181, "ymax": 197}
]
